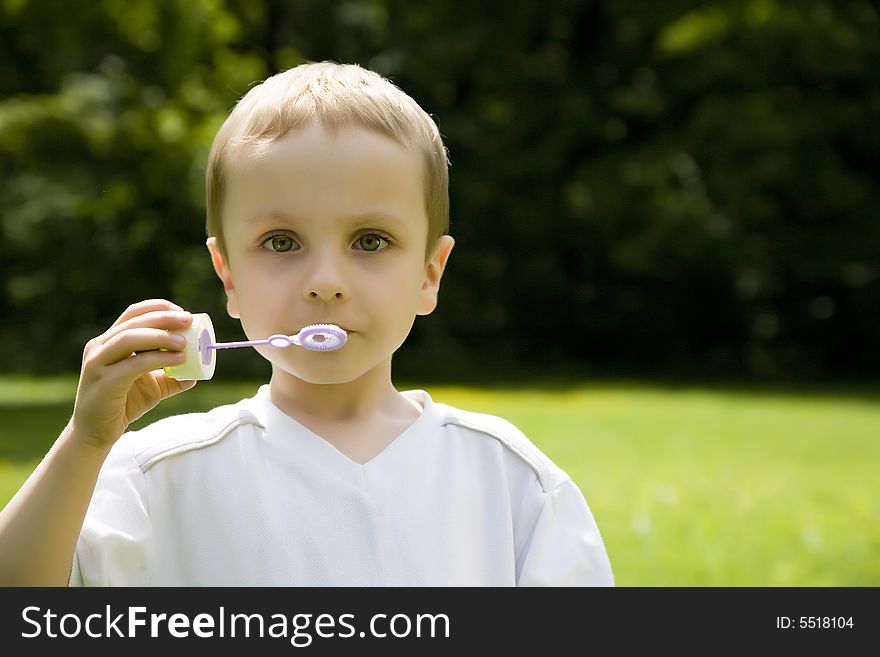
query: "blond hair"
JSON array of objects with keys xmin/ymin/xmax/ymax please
[{"xmin": 206, "ymin": 61, "xmax": 450, "ymax": 263}]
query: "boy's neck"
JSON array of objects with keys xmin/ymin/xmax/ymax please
[{"xmin": 267, "ymin": 361, "xmax": 419, "ymax": 425}]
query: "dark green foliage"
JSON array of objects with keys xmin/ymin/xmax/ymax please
[{"xmin": 1, "ymin": 0, "xmax": 877, "ymax": 381}]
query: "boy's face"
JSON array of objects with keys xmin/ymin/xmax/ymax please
[{"xmin": 207, "ymin": 123, "xmax": 453, "ymax": 385}]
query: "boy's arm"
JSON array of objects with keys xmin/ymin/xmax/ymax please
[
  {"xmin": 516, "ymin": 477, "xmax": 614, "ymax": 587},
  {"xmin": 0, "ymin": 299, "xmax": 195, "ymax": 586},
  {"xmin": 0, "ymin": 425, "xmax": 112, "ymax": 585}
]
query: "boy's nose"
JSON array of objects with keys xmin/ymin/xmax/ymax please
[
  {"xmin": 301, "ymin": 254, "xmax": 349, "ymax": 302},
  {"xmin": 306, "ymin": 287, "xmax": 345, "ymax": 301}
]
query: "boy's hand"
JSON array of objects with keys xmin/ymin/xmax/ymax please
[{"xmin": 68, "ymin": 299, "xmax": 197, "ymax": 451}]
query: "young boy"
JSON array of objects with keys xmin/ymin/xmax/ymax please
[{"xmin": 0, "ymin": 62, "xmax": 613, "ymax": 586}]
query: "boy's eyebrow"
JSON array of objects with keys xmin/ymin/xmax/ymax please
[{"xmin": 249, "ymin": 209, "xmax": 408, "ymax": 228}]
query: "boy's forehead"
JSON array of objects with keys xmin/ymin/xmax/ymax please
[
  {"xmin": 226, "ymin": 123, "xmax": 418, "ymax": 178},
  {"xmin": 222, "ymin": 124, "xmax": 427, "ymax": 229}
]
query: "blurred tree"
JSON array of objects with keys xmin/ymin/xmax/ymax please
[{"xmin": 1, "ymin": 0, "xmax": 877, "ymax": 382}]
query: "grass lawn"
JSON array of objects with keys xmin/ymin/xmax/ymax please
[{"xmin": 1, "ymin": 375, "xmax": 877, "ymax": 586}]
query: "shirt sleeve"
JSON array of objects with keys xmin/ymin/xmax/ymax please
[
  {"xmin": 67, "ymin": 435, "xmax": 154, "ymax": 586},
  {"xmin": 516, "ymin": 477, "xmax": 614, "ymax": 586}
]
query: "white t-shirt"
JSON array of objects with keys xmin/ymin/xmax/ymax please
[{"xmin": 69, "ymin": 386, "xmax": 613, "ymax": 586}]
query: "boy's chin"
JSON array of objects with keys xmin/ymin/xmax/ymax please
[{"xmin": 269, "ymin": 361, "xmax": 369, "ymax": 386}]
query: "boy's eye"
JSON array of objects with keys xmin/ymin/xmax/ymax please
[
  {"xmin": 355, "ymin": 233, "xmax": 390, "ymax": 252},
  {"xmin": 264, "ymin": 234, "xmax": 296, "ymax": 252}
]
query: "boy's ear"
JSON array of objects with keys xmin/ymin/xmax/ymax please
[
  {"xmin": 206, "ymin": 237, "xmax": 240, "ymax": 319},
  {"xmin": 417, "ymin": 235, "xmax": 455, "ymax": 316}
]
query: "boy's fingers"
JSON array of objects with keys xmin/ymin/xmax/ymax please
[
  {"xmin": 98, "ymin": 309, "xmax": 192, "ymax": 345},
  {"xmin": 109, "ymin": 299, "xmax": 184, "ymax": 329},
  {"xmin": 103, "ymin": 349, "xmax": 188, "ymax": 386},
  {"xmin": 93, "ymin": 328, "xmax": 187, "ymax": 367},
  {"xmin": 126, "ymin": 373, "xmax": 197, "ymax": 424},
  {"xmin": 150, "ymin": 371, "xmax": 198, "ymax": 400}
]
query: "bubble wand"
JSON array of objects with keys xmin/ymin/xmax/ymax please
[{"xmin": 164, "ymin": 314, "xmax": 348, "ymax": 380}]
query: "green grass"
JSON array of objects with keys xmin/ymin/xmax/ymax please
[{"xmin": 1, "ymin": 375, "xmax": 877, "ymax": 586}]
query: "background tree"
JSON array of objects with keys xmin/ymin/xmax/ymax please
[{"xmin": 1, "ymin": 0, "xmax": 877, "ymax": 382}]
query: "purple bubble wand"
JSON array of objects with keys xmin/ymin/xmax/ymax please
[{"xmin": 193, "ymin": 324, "xmax": 348, "ymax": 366}]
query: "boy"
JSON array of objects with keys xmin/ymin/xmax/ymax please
[{"xmin": 0, "ymin": 62, "xmax": 613, "ymax": 586}]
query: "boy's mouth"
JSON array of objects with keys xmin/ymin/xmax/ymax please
[{"xmin": 296, "ymin": 324, "xmax": 354, "ymax": 334}]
